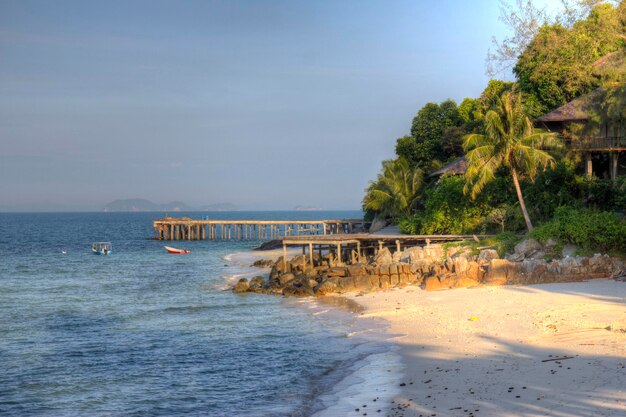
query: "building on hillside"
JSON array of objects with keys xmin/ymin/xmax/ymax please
[
  {"xmin": 536, "ymin": 87, "xmax": 625, "ymax": 180},
  {"xmin": 428, "ymin": 156, "xmax": 467, "ymax": 177}
]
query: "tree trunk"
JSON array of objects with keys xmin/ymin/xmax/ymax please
[{"xmin": 511, "ymin": 169, "xmax": 533, "ymax": 231}]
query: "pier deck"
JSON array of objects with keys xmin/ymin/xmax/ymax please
[
  {"xmin": 280, "ymin": 233, "xmax": 492, "ymax": 267},
  {"xmin": 152, "ymin": 217, "xmax": 368, "ymax": 240}
]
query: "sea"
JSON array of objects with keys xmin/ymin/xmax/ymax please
[{"xmin": 0, "ymin": 211, "xmax": 402, "ymax": 417}]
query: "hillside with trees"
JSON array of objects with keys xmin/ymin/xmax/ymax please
[{"xmin": 363, "ymin": 0, "xmax": 626, "ymax": 255}]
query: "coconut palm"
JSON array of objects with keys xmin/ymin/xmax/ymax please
[
  {"xmin": 363, "ymin": 157, "xmax": 424, "ymax": 219},
  {"xmin": 463, "ymin": 91, "xmax": 560, "ymax": 231}
]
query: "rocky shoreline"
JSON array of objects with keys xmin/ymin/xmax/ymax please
[{"xmin": 233, "ymin": 238, "xmax": 625, "ymax": 296}]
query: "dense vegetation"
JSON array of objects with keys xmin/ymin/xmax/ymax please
[{"xmin": 363, "ymin": 0, "xmax": 626, "ymax": 255}]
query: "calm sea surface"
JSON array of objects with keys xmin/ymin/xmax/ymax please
[{"xmin": 0, "ymin": 211, "xmax": 394, "ymax": 416}]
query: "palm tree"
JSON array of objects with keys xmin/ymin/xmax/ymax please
[
  {"xmin": 463, "ymin": 91, "xmax": 560, "ymax": 231},
  {"xmin": 363, "ymin": 157, "xmax": 424, "ymax": 219}
]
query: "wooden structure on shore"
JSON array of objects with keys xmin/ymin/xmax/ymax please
[
  {"xmin": 152, "ymin": 217, "xmax": 368, "ymax": 241},
  {"xmin": 536, "ymin": 87, "xmax": 625, "ymax": 180},
  {"xmin": 281, "ymin": 233, "xmax": 492, "ymax": 268}
]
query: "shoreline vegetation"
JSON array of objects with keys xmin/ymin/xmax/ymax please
[{"xmin": 362, "ymin": 1, "xmax": 626, "ymax": 259}]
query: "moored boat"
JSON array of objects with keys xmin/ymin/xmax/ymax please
[
  {"xmin": 92, "ymin": 242, "xmax": 112, "ymax": 255},
  {"xmin": 164, "ymin": 246, "xmax": 191, "ymax": 254}
]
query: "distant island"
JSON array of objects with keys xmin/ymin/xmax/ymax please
[
  {"xmin": 102, "ymin": 199, "xmax": 238, "ymax": 212},
  {"xmin": 293, "ymin": 205, "xmax": 322, "ymax": 211}
]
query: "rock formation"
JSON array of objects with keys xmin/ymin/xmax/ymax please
[{"xmin": 232, "ymin": 239, "xmax": 625, "ymax": 297}]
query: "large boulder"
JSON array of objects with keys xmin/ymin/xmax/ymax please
[
  {"xmin": 453, "ymin": 276, "xmax": 480, "ymax": 288},
  {"xmin": 423, "ymin": 276, "xmax": 443, "ymax": 291},
  {"xmin": 251, "ymin": 259, "xmax": 274, "ymax": 268},
  {"xmin": 403, "ymin": 246, "xmax": 424, "ymax": 263},
  {"xmin": 374, "ymin": 248, "xmax": 393, "ymax": 265},
  {"xmin": 347, "ymin": 264, "xmax": 368, "ymax": 277},
  {"xmin": 283, "ymin": 285, "xmax": 314, "ymax": 297},
  {"xmin": 483, "ymin": 259, "xmax": 514, "ymax": 285},
  {"xmin": 478, "ymin": 249, "xmax": 499, "ymax": 263},
  {"xmin": 248, "ymin": 276, "xmax": 266, "ymax": 291},
  {"xmin": 289, "ymin": 255, "xmax": 308, "ymax": 270},
  {"xmin": 327, "ymin": 267, "xmax": 348, "ymax": 277},
  {"xmin": 458, "ymin": 261, "xmax": 484, "ymax": 282},
  {"xmin": 508, "ymin": 238, "xmax": 543, "ymax": 261},
  {"xmin": 423, "ymin": 244, "xmax": 444, "ymax": 262},
  {"xmin": 314, "ymin": 280, "xmax": 338, "ymax": 296},
  {"xmin": 353, "ymin": 275, "xmax": 377, "ymax": 292},
  {"xmin": 233, "ymin": 278, "xmax": 250, "ymax": 293},
  {"xmin": 561, "ymin": 244, "xmax": 577, "ymax": 258},
  {"xmin": 452, "ymin": 255, "xmax": 469, "ymax": 274},
  {"xmin": 278, "ymin": 273, "xmax": 296, "ymax": 286}
]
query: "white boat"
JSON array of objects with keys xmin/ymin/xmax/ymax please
[{"xmin": 92, "ymin": 242, "xmax": 112, "ymax": 255}]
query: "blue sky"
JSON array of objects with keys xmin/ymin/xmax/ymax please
[{"xmin": 1, "ymin": 0, "xmax": 519, "ymax": 211}]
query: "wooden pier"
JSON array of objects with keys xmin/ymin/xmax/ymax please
[
  {"xmin": 152, "ymin": 217, "xmax": 368, "ymax": 241},
  {"xmin": 280, "ymin": 233, "xmax": 493, "ymax": 268}
]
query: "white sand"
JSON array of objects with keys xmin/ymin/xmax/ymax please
[{"xmin": 347, "ymin": 279, "xmax": 626, "ymax": 417}]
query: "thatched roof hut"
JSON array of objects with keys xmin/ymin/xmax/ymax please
[
  {"xmin": 535, "ymin": 88, "xmax": 604, "ymax": 123},
  {"xmin": 429, "ymin": 157, "xmax": 467, "ymax": 177}
]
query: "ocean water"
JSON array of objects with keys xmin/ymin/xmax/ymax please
[{"xmin": 0, "ymin": 211, "xmax": 400, "ymax": 416}]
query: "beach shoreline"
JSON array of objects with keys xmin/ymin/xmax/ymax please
[
  {"xmin": 224, "ymin": 247, "xmax": 405, "ymax": 417},
  {"xmin": 345, "ymin": 279, "xmax": 626, "ymax": 417}
]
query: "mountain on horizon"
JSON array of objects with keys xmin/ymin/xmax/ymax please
[{"xmin": 102, "ymin": 199, "xmax": 237, "ymax": 212}]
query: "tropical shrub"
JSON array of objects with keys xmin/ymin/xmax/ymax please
[
  {"xmin": 529, "ymin": 206, "xmax": 626, "ymax": 253},
  {"xmin": 399, "ymin": 175, "xmax": 516, "ymax": 234}
]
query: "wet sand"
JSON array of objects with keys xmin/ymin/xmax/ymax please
[{"xmin": 347, "ymin": 279, "xmax": 626, "ymax": 417}]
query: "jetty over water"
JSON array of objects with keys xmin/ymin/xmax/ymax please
[
  {"xmin": 152, "ymin": 217, "xmax": 368, "ymax": 241},
  {"xmin": 280, "ymin": 233, "xmax": 492, "ymax": 266}
]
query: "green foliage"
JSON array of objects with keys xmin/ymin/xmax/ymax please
[
  {"xmin": 396, "ymin": 100, "xmax": 464, "ymax": 166},
  {"xmin": 480, "ymin": 231, "xmax": 523, "ymax": 257},
  {"xmin": 514, "ymin": 2, "xmax": 626, "ymax": 115},
  {"xmin": 577, "ymin": 176, "xmax": 626, "ymax": 211},
  {"xmin": 398, "ymin": 175, "xmax": 516, "ymax": 234},
  {"xmin": 363, "ymin": 157, "xmax": 424, "ymax": 220},
  {"xmin": 529, "ymin": 206, "xmax": 626, "ymax": 253},
  {"xmin": 440, "ymin": 232, "xmax": 522, "ymax": 258},
  {"xmin": 463, "ymin": 90, "xmax": 561, "ymax": 230},
  {"xmin": 522, "ymin": 160, "xmax": 583, "ymax": 222}
]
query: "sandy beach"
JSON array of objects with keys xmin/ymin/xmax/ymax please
[{"xmin": 347, "ymin": 279, "xmax": 626, "ymax": 417}]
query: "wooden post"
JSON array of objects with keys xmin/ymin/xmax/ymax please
[
  {"xmin": 357, "ymin": 241, "xmax": 361, "ymax": 259},
  {"xmin": 323, "ymin": 223, "xmax": 327, "ymax": 235},
  {"xmin": 309, "ymin": 242, "xmax": 313, "ymax": 266},
  {"xmin": 396, "ymin": 239, "xmax": 401, "ymax": 253},
  {"xmin": 610, "ymin": 151, "xmax": 618, "ymax": 181},
  {"xmin": 283, "ymin": 241, "xmax": 287, "ymax": 270},
  {"xmin": 378, "ymin": 240, "xmax": 383, "ymax": 251},
  {"xmin": 337, "ymin": 243, "xmax": 341, "ymax": 264},
  {"xmin": 585, "ymin": 152, "xmax": 593, "ymax": 179}
]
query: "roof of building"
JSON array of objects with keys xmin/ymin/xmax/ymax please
[
  {"xmin": 429, "ymin": 156, "xmax": 467, "ymax": 177},
  {"xmin": 535, "ymin": 88, "xmax": 604, "ymax": 122}
]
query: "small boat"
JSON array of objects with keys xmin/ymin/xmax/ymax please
[
  {"xmin": 92, "ymin": 242, "xmax": 112, "ymax": 255},
  {"xmin": 164, "ymin": 246, "xmax": 191, "ymax": 255}
]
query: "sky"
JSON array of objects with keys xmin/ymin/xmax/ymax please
[{"xmin": 1, "ymin": 0, "xmax": 524, "ymax": 211}]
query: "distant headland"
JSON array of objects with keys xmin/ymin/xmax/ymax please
[{"xmin": 102, "ymin": 199, "xmax": 238, "ymax": 212}]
